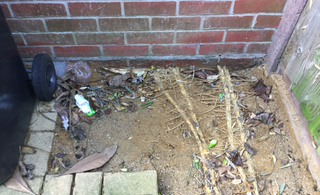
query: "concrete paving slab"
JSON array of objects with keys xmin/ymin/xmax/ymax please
[
  {"xmin": 42, "ymin": 175, "xmax": 73, "ymax": 195},
  {"xmin": 103, "ymin": 170, "xmax": 158, "ymax": 195},
  {"xmin": 27, "ymin": 132, "xmax": 54, "ymax": 152},
  {"xmin": 29, "ymin": 112, "xmax": 57, "ymax": 131},
  {"xmin": 73, "ymin": 172, "xmax": 102, "ymax": 195},
  {"xmin": 23, "ymin": 149, "xmax": 50, "ymax": 176},
  {"xmin": 0, "ymin": 176, "xmax": 43, "ymax": 195}
]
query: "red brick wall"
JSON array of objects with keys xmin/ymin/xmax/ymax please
[{"xmin": 0, "ymin": 0, "xmax": 286, "ymax": 65}]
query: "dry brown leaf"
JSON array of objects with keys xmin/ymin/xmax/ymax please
[
  {"xmin": 71, "ymin": 112, "xmax": 79, "ymax": 124},
  {"xmin": 4, "ymin": 166, "xmax": 35, "ymax": 195},
  {"xmin": 62, "ymin": 145, "xmax": 117, "ymax": 175}
]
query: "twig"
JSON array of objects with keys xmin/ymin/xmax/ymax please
[
  {"xmin": 164, "ymin": 115, "xmax": 181, "ymax": 123},
  {"xmin": 40, "ymin": 112, "xmax": 62, "ymax": 125},
  {"xmin": 166, "ymin": 121, "xmax": 185, "ymax": 131}
]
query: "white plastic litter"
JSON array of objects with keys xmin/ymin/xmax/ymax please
[
  {"xmin": 137, "ymin": 71, "xmax": 145, "ymax": 77},
  {"xmin": 61, "ymin": 116, "xmax": 69, "ymax": 131},
  {"xmin": 75, "ymin": 94, "xmax": 91, "ymax": 113}
]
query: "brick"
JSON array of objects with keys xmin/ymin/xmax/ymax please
[
  {"xmin": 11, "ymin": 3, "xmax": 66, "ymax": 17},
  {"xmin": 199, "ymin": 43, "xmax": 245, "ymax": 55},
  {"xmin": 12, "ymin": 34, "xmax": 25, "ymax": 46},
  {"xmin": 76, "ymin": 33, "xmax": 124, "ymax": 45},
  {"xmin": 219, "ymin": 57, "xmax": 263, "ymax": 69},
  {"xmin": 234, "ymin": 0, "xmax": 286, "ymax": 13},
  {"xmin": 179, "ymin": 1, "xmax": 231, "ymax": 15},
  {"xmin": 152, "ymin": 45, "xmax": 197, "ymax": 55},
  {"xmin": 91, "ymin": 60, "xmax": 127, "ymax": 68},
  {"xmin": 0, "ymin": 3, "xmax": 11, "ymax": 18},
  {"xmin": 104, "ymin": 171, "xmax": 158, "ymax": 195},
  {"xmin": 30, "ymin": 112, "xmax": 57, "ymax": 130},
  {"xmin": 25, "ymin": 34, "xmax": 74, "ymax": 45},
  {"xmin": 54, "ymin": 46, "xmax": 101, "ymax": 57},
  {"xmin": 124, "ymin": 2, "xmax": 176, "ymax": 16},
  {"xmin": 225, "ymin": 30, "xmax": 274, "ymax": 42},
  {"xmin": 46, "ymin": 19, "xmax": 97, "ymax": 32},
  {"xmin": 42, "ymin": 175, "xmax": 73, "ymax": 195},
  {"xmin": 152, "ymin": 17, "xmax": 201, "ymax": 30},
  {"xmin": 203, "ymin": 16, "xmax": 253, "ymax": 29},
  {"xmin": 246, "ymin": 43, "xmax": 271, "ymax": 53},
  {"xmin": 18, "ymin": 46, "xmax": 52, "ymax": 58},
  {"xmin": 68, "ymin": 2, "xmax": 121, "ymax": 16},
  {"xmin": 174, "ymin": 59, "xmax": 219, "ymax": 67},
  {"xmin": 176, "ymin": 31, "xmax": 224, "ymax": 43},
  {"xmin": 103, "ymin": 46, "xmax": 148, "ymax": 56},
  {"xmin": 127, "ymin": 32, "xmax": 174, "ymax": 44},
  {"xmin": 7, "ymin": 19, "xmax": 45, "ymax": 33},
  {"xmin": 23, "ymin": 149, "xmax": 50, "ymax": 176},
  {"xmin": 73, "ymin": 172, "xmax": 102, "ymax": 195},
  {"xmin": 255, "ymin": 15, "xmax": 282, "ymax": 28},
  {"xmin": 130, "ymin": 59, "xmax": 173, "ymax": 67},
  {"xmin": 99, "ymin": 18, "xmax": 148, "ymax": 31}
]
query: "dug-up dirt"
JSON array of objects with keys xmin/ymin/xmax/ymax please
[{"xmin": 50, "ymin": 64, "xmax": 318, "ymax": 195}]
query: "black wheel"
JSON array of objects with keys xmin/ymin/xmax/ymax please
[{"xmin": 32, "ymin": 54, "xmax": 57, "ymax": 101}]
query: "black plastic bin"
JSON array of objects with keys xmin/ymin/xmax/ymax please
[{"xmin": 0, "ymin": 8, "xmax": 36, "ymax": 184}]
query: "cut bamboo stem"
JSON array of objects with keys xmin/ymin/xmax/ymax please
[
  {"xmin": 223, "ymin": 66, "xmax": 259, "ymax": 195},
  {"xmin": 155, "ymin": 74, "xmax": 219, "ymax": 195},
  {"xmin": 173, "ymin": 68, "xmax": 221, "ymax": 195}
]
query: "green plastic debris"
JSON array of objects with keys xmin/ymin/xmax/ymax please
[
  {"xmin": 208, "ymin": 140, "xmax": 217, "ymax": 148},
  {"xmin": 279, "ymin": 182, "xmax": 285, "ymax": 195},
  {"xmin": 280, "ymin": 163, "xmax": 293, "ymax": 169},
  {"xmin": 86, "ymin": 107, "xmax": 95, "ymax": 116},
  {"xmin": 140, "ymin": 101, "xmax": 153, "ymax": 106},
  {"xmin": 194, "ymin": 158, "xmax": 199, "ymax": 169},
  {"xmin": 222, "ymin": 159, "xmax": 227, "ymax": 166}
]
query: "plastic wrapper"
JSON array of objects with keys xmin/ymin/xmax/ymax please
[{"xmin": 65, "ymin": 61, "xmax": 91, "ymax": 84}]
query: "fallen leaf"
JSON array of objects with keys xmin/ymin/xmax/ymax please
[
  {"xmin": 104, "ymin": 108, "xmax": 112, "ymax": 115},
  {"xmin": 230, "ymin": 148, "xmax": 239, "ymax": 157},
  {"xmin": 62, "ymin": 145, "xmax": 117, "ymax": 175},
  {"xmin": 244, "ymin": 142, "xmax": 258, "ymax": 155},
  {"xmin": 71, "ymin": 112, "xmax": 79, "ymax": 124},
  {"xmin": 212, "ymin": 120, "xmax": 219, "ymax": 127},
  {"xmin": 195, "ymin": 71, "xmax": 207, "ymax": 79},
  {"xmin": 217, "ymin": 165, "xmax": 231, "ymax": 181},
  {"xmin": 247, "ymin": 176, "xmax": 255, "ymax": 182},
  {"xmin": 273, "ymin": 127, "xmax": 281, "ymax": 135},
  {"xmin": 70, "ymin": 126, "xmax": 86, "ymax": 140},
  {"xmin": 203, "ymin": 157, "xmax": 221, "ymax": 169},
  {"xmin": 231, "ymin": 152, "xmax": 243, "ymax": 166},
  {"xmin": 254, "ymin": 112, "xmax": 270, "ymax": 124},
  {"xmin": 4, "ymin": 166, "xmax": 35, "ymax": 195},
  {"xmin": 109, "ymin": 74, "xmax": 130, "ymax": 87},
  {"xmin": 55, "ymin": 91, "xmax": 70, "ymax": 103},
  {"xmin": 259, "ymin": 179, "xmax": 266, "ymax": 191},
  {"xmin": 79, "ymin": 112, "xmax": 93, "ymax": 124}
]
